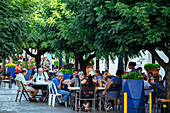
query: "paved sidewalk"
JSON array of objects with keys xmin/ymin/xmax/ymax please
[
  {"xmin": 0, "ymin": 84, "xmax": 116, "ymax": 113},
  {"xmin": 0, "ymin": 84, "xmax": 160, "ymax": 113}
]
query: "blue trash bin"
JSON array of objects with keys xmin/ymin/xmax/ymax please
[
  {"xmin": 122, "ymin": 79, "xmax": 145, "ymax": 113},
  {"xmin": 7, "ymin": 68, "xmax": 15, "ymax": 83}
]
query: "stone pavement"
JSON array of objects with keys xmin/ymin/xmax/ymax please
[
  {"xmin": 0, "ymin": 84, "xmax": 160, "ymax": 113},
  {"xmin": 0, "ymin": 84, "xmax": 119, "ymax": 113}
]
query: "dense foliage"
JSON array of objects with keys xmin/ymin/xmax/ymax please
[
  {"xmin": 122, "ymin": 72, "xmax": 144, "ymax": 80},
  {"xmin": 59, "ymin": 69, "xmax": 73, "ymax": 74},
  {"xmin": 144, "ymin": 63, "xmax": 161, "ymax": 70},
  {"xmin": 5, "ymin": 64, "xmax": 16, "ymax": 68}
]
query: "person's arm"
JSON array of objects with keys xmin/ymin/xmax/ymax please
[
  {"xmin": 81, "ymin": 79, "xmax": 87, "ymax": 84},
  {"xmin": 56, "ymin": 79, "xmax": 63, "ymax": 89},
  {"xmin": 68, "ymin": 82, "xmax": 72, "ymax": 87},
  {"xmin": 99, "ymin": 79, "xmax": 102, "ymax": 87},
  {"xmin": 44, "ymin": 72, "xmax": 49, "ymax": 81},
  {"xmin": 102, "ymin": 81, "xmax": 114, "ymax": 96},
  {"xmin": 32, "ymin": 73, "xmax": 36, "ymax": 80},
  {"xmin": 67, "ymin": 78, "xmax": 74, "ymax": 87}
]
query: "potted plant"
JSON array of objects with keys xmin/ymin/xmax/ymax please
[
  {"xmin": 144, "ymin": 63, "xmax": 160, "ymax": 75},
  {"xmin": 122, "ymin": 72, "xmax": 145, "ymax": 113},
  {"xmin": 22, "ymin": 62, "xmax": 34, "ymax": 81},
  {"xmin": 5, "ymin": 64, "xmax": 16, "ymax": 82},
  {"xmin": 59, "ymin": 69, "xmax": 73, "ymax": 80},
  {"xmin": 86, "ymin": 59, "xmax": 94, "ymax": 75}
]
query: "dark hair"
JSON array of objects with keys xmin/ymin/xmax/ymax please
[
  {"xmin": 96, "ymin": 70, "xmax": 100, "ymax": 74},
  {"xmin": 144, "ymin": 76, "xmax": 147, "ymax": 80},
  {"xmin": 129, "ymin": 62, "xmax": 136, "ymax": 67},
  {"xmin": 21, "ymin": 69, "xmax": 27, "ymax": 73},
  {"xmin": 148, "ymin": 72, "xmax": 153, "ymax": 76},
  {"xmin": 137, "ymin": 67, "xmax": 142, "ymax": 71},
  {"xmin": 102, "ymin": 71, "xmax": 107, "ymax": 75},
  {"xmin": 73, "ymin": 69, "xmax": 78, "ymax": 72},
  {"xmin": 116, "ymin": 70, "xmax": 122, "ymax": 76},
  {"xmin": 88, "ymin": 74, "xmax": 93, "ymax": 87}
]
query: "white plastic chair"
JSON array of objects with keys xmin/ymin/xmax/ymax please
[
  {"xmin": 51, "ymin": 82, "xmax": 62, "ymax": 107},
  {"xmin": 48, "ymin": 81, "xmax": 53, "ymax": 106}
]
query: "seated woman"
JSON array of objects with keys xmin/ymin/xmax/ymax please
[
  {"xmin": 99, "ymin": 71, "xmax": 110, "ymax": 87},
  {"xmin": 81, "ymin": 71, "xmax": 98, "ymax": 111}
]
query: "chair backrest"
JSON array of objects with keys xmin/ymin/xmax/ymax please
[
  {"xmin": 48, "ymin": 81, "xmax": 53, "ymax": 94},
  {"xmin": 51, "ymin": 82, "xmax": 60, "ymax": 95},
  {"xmin": 16, "ymin": 80, "xmax": 26, "ymax": 91},
  {"xmin": 16, "ymin": 80, "xmax": 22, "ymax": 87},
  {"xmin": 80, "ymin": 84, "xmax": 96, "ymax": 98},
  {"xmin": 108, "ymin": 84, "xmax": 121, "ymax": 91}
]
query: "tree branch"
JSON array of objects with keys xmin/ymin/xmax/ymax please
[
  {"xmin": 85, "ymin": 51, "xmax": 96, "ymax": 64},
  {"xmin": 148, "ymin": 48, "xmax": 167, "ymax": 68},
  {"xmin": 160, "ymin": 44, "xmax": 170, "ymax": 59},
  {"xmin": 25, "ymin": 49, "xmax": 36, "ymax": 57}
]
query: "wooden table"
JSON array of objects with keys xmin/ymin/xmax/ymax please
[{"xmin": 68, "ymin": 87, "xmax": 105, "ymax": 111}]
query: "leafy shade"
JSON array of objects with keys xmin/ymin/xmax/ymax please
[
  {"xmin": 144, "ymin": 63, "xmax": 160, "ymax": 70},
  {"xmin": 59, "ymin": 69, "xmax": 73, "ymax": 74},
  {"xmin": 122, "ymin": 72, "xmax": 143, "ymax": 80},
  {"xmin": 54, "ymin": 61, "xmax": 66, "ymax": 66},
  {"xmin": 5, "ymin": 64, "xmax": 16, "ymax": 68},
  {"xmin": 12, "ymin": 61, "xmax": 22, "ymax": 64},
  {"xmin": 87, "ymin": 59, "xmax": 94, "ymax": 66},
  {"xmin": 22, "ymin": 62, "xmax": 34, "ymax": 70}
]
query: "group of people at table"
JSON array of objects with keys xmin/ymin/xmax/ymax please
[{"xmin": 15, "ymin": 61, "xmax": 165, "ymax": 112}]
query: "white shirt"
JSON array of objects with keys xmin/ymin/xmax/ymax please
[
  {"xmin": 144, "ymin": 81, "xmax": 154, "ymax": 95},
  {"xmin": 33, "ymin": 72, "xmax": 49, "ymax": 81},
  {"xmin": 16, "ymin": 73, "xmax": 27, "ymax": 90}
]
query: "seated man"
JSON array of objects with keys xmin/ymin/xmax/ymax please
[
  {"xmin": 102, "ymin": 70, "xmax": 122, "ymax": 111},
  {"xmin": 153, "ymin": 73, "xmax": 165, "ymax": 98},
  {"xmin": 32, "ymin": 68, "xmax": 48, "ymax": 97},
  {"xmin": 32, "ymin": 68, "xmax": 48, "ymax": 82},
  {"xmin": 16, "ymin": 68, "xmax": 38, "ymax": 101},
  {"xmin": 52, "ymin": 72, "xmax": 71, "ymax": 106},
  {"xmin": 68, "ymin": 71, "xmax": 85, "ymax": 88}
]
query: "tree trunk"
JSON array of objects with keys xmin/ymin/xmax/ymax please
[
  {"xmin": 165, "ymin": 66, "xmax": 170, "ymax": 112},
  {"xmin": 35, "ymin": 55, "xmax": 41, "ymax": 69},
  {"xmin": 96, "ymin": 59, "xmax": 99, "ymax": 70},
  {"xmin": 79, "ymin": 60, "xmax": 87, "ymax": 75},
  {"xmin": 75, "ymin": 58, "xmax": 79, "ymax": 70},
  {"xmin": 2, "ymin": 60, "xmax": 6, "ymax": 73},
  {"xmin": 59, "ymin": 57, "xmax": 62, "ymax": 70}
]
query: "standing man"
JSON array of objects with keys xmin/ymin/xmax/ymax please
[
  {"xmin": 16, "ymin": 68, "xmax": 38, "ymax": 101},
  {"xmin": 52, "ymin": 72, "xmax": 70, "ymax": 106}
]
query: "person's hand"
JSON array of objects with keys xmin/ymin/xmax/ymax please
[
  {"xmin": 60, "ymin": 79, "xmax": 63, "ymax": 82},
  {"xmin": 102, "ymin": 91, "xmax": 106, "ymax": 96}
]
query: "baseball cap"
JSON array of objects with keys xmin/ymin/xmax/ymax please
[{"xmin": 78, "ymin": 71, "xmax": 84, "ymax": 76}]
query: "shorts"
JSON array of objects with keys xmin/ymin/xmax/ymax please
[
  {"xmin": 32, "ymin": 85, "xmax": 47, "ymax": 90},
  {"xmin": 26, "ymin": 87, "xmax": 34, "ymax": 92}
]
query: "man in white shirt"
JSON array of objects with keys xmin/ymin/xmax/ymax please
[
  {"xmin": 32, "ymin": 68, "xmax": 48, "ymax": 81},
  {"xmin": 16, "ymin": 69, "xmax": 38, "ymax": 101}
]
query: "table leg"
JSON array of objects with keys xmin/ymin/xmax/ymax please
[
  {"xmin": 75, "ymin": 91, "xmax": 77, "ymax": 111},
  {"xmin": 100, "ymin": 93, "xmax": 102, "ymax": 112}
]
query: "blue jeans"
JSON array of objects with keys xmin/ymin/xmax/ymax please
[{"xmin": 58, "ymin": 90, "xmax": 71, "ymax": 103}]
